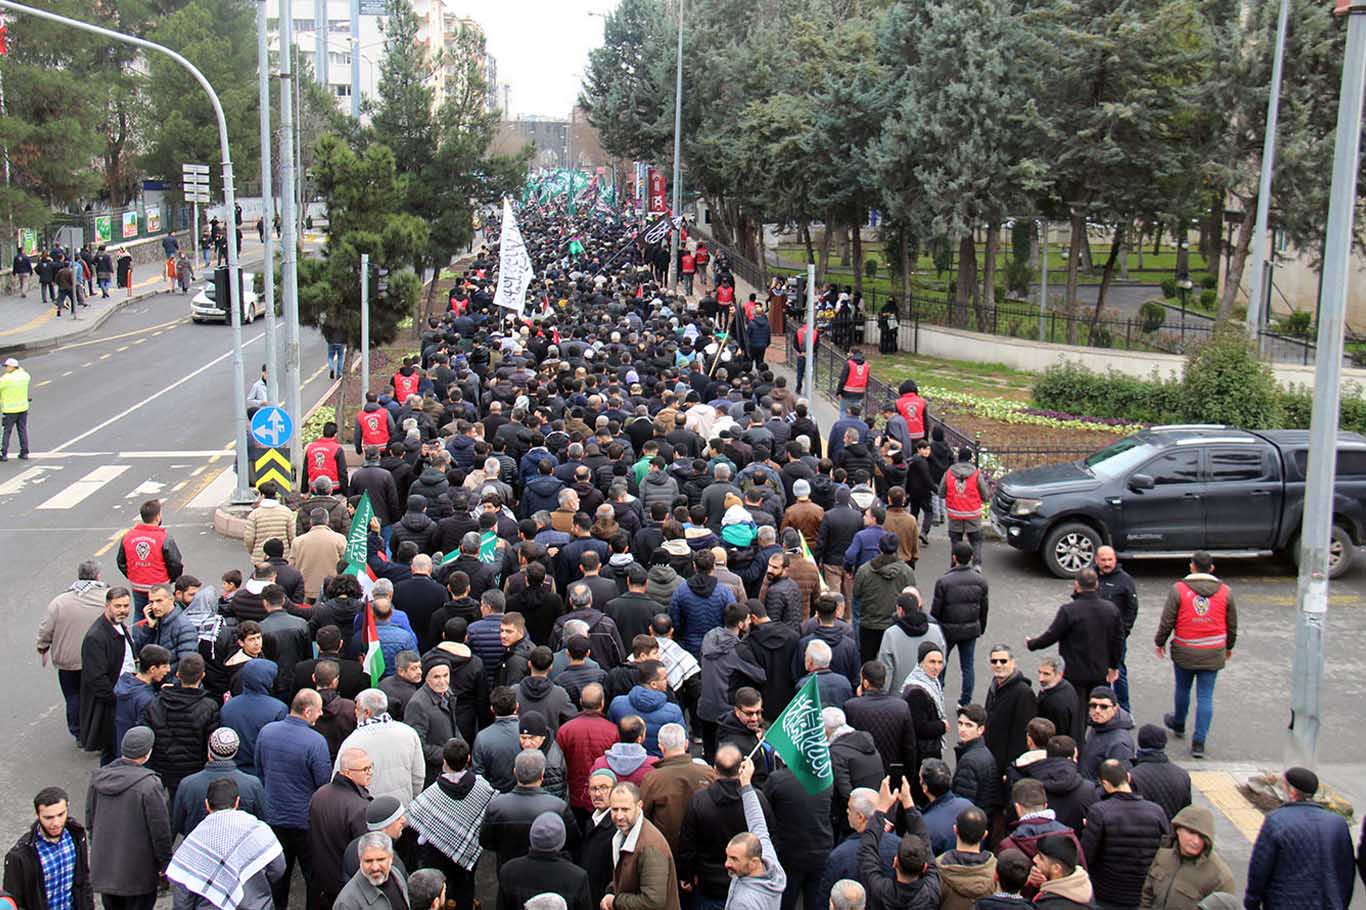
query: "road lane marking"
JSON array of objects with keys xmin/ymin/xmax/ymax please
[
  {"xmin": 124, "ymin": 480, "xmax": 165, "ymax": 499},
  {"xmin": 48, "ymin": 333, "xmax": 264, "ymax": 453},
  {"xmin": 0, "ymin": 465, "xmax": 61, "ymax": 495},
  {"xmin": 134, "ymin": 338, "xmax": 146, "ymax": 344},
  {"xmin": 116, "ymin": 345, "xmax": 129, "ymax": 352},
  {"xmin": 36, "ymin": 465, "xmax": 130, "ymax": 510},
  {"xmin": 82, "ymin": 361, "xmax": 93, "ymax": 368},
  {"xmin": 54, "ymin": 317, "xmax": 188, "ymax": 352},
  {"xmin": 93, "ymin": 529, "xmax": 124, "ymax": 557},
  {"xmin": 60, "ymin": 371, "xmax": 73, "ymax": 377},
  {"xmin": 98, "ymin": 354, "xmax": 111, "ymax": 360},
  {"xmin": 171, "ymin": 480, "xmax": 187, "ymax": 492},
  {"xmin": 34, "ymin": 379, "xmax": 51, "ymax": 387}
]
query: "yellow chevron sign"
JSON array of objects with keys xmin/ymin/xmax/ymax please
[{"xmin": 251, "ymin": 447, "xmax": 294, "ymax": 492}]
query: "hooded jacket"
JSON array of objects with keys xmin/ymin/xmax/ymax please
[
  {"xmin": 520, "ymin": 473, "xmax": 567, "ymax": 519},
  {"xmin": 997, "ymin": 811, "xmax": 1084, "ymax": 879},
  {"xmin": 859, "ymin": 810, "xmax": 941, "ymax": 910},
  {"xmin": 85, "ymin": 759, "xmax": 173, "ymax": 896},
  {"xmin": 738, "ymin": 621, "xmax": 799, "ymax": 720},
  {"xmin": 390, "ymin": 498, "xmax": 438, "ymax": 555},
  {"xmin": 590, "ymin": 742, "xmax": 658, "ymax": 788},
  {"xmin": 670, "ymin": 572, "xmax": 736, "ymax": 657},
  {"xmin": 143, "ymin": 684, "xmax": 220, "ymax": 789},
  {"xmin": 608, "ymin": 686, "xmax": 686, "ymax": 756},
  {"xmin": 517, "ymin": 675, "xmax": 578, "ymax": 732},
  {"xmin": 1034, "ymin": 867, "xmax": 1094, "ymax": 909},
  {"xmin": 409, "ymin": 466, "xmax": 450, "ymax": 505},
  {"xmin": 1008, "ymin": 756, "xmax": 1098, "ymax": 833},
  {"xmin": 1078, "ymin": 707, "xmax": 1136, "ymax": 780},
  {"xmin": 935, "ymin": 850, "xmax": 996, "ymax": 910},
  {"xmin": 938, "ymin": 462, "xmax": 989, "ymax": 531},
  {"xmin": 646, "ymin": 564, "xmax": 684, "ymax": 610},
  {"xmin": 724, "ymin": 787, "xmax": 786, "ymax": 910},
  {"xmin": 852, "ymin": 555, "xmax": 917, "ymax": 633},
  {"xmin": 1140, "ymin": 805, "xmax": 1235, "ymax": 910},
  {"xmin": 796, "ymin": 624, "xmax": 862, "ymax": 689},
  {"xmin": 640, "ymin": 470, "xmax": 680, "ymax": 509},
  {"xmin": 218, "ymin": 659, "xmax": 288, "ymax": 776},
  {"xmin": 699, "ymin": 627, "xmax": 765, "ymax": 723},
  {"xmin": 878, "ymin": 611, "xmax": 946, "ymax": 694},
  {"xmin": 113, "ymin": 673, "xmax": 158, "ymax": 752},
  {"xmin": 1081, "ymin": 789, "xmax": 1171, "ymax": 909}
]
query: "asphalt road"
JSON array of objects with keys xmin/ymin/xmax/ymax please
[{"xmin": 0, "ymin": 288, "xmax": 329, "ymax": 844}]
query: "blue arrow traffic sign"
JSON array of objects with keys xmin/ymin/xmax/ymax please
[{"xmin": 250, "ymin": 406, "xmax": 294, "ymax": 448}]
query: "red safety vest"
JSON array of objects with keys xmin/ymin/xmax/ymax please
[
  {"xmin": 796, "ymin": 324, "xmax": 819, "ymax": 349},
  {"xmin": 392, "ymin": 371, "xmax": 420, "ymax": 402},
  {"xmin": 121, "ymin": 523, "xmax": 170, "ymax": 592},
  {"xmin": 843, "ymin": 359, "xmax": 869, "ymax": 393},
  {"xmin": 944, "ymin": 469, "xmax": 984, "ymax": 521},
  {"xmin": 695, "ymin": 248, "xmax": 710, "ymax": 266},
  {"xmin": 897, "ymin": 392, "xmax": 927, "ymax": 437},
  {"xmin": 1172, "ymin": 581, "xmax": 1230, "ymax": 650},
  {"xmin": 305, "ymin": 437, "xmax": 342, "ymax": 486},
  {"xmin": 681, "ymin": 253, "xmax": 695, "ymax": 274},
  {"xmin": 717, "ymin": 285, "xmax": 735, "ymax": 305},
  {"xmin": 358, "ymin": 409, "xmax": 390, "ymax": 447}
]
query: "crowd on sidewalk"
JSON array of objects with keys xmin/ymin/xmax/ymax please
[{"xmin": 12, "ymin": 206, "xmax": 1363, "ymax": 910}]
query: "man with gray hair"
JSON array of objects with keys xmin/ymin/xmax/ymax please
[
  {"xmin": 829, "ymin": 880, "xmax": 865, "ymax": 910},
  {"xmin": 796, "ymin": 639, "xmax": 853, "ymax": 709},
  {"xmin": 823, "ymin": 707, "xmax": 885, "ymax": 837},
  {"xmin": 393, "ymin": 553, "xmax": 446, "ymax": 652},
  {"xmin": 819, "ymin": 788, "xmax": 913, "ymax": 906},
  {"xmin": 524, "ymin": 895, "xmax": 568, "ymax": 910},
  {"xmin": 639, "ymin": 721, "xmax": 715, "ymax": 855},
  {"xmin": 479, "ymin": 749, "xmax": 579, "ymax": 868},
  {"xmin": 334, "ymin": 832, "xmax": 406, "ymax": 910},
  {"xmin": 702, "ymin": 462, "xmax": 743, "ymax": 533},
  {"xmin": 37, "ymin": 560, "xmax": 108, "ymax": 740},
  {"xmin": 335, "ymin": 688, "xmax": 425, "ymax": 805},
  {"xmin": 1035, "ymin": 655, "xmax": 1077, "ymax": 743}
]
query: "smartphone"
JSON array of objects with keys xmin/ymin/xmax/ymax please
[{"xmin": 888, "ymin": 762, "xmax": 905, "ymax": 791}]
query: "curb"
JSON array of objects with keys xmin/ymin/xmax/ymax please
[{"xmin": 0, "ymin": 288, "xmax": 163, "ymax": 357}]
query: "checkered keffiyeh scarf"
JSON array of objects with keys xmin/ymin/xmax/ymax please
[
  {"xmin": 405, "ymin": 773, "xmax": 496, "ymax": 872},
  {"xmin": 167, "ymin": 809, "xmax": 282, "ymax": 910}
]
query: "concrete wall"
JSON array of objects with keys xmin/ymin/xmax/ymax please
[{"xmin": 890, "ymin": 319, "xmax": 1366, "ymax": 391}]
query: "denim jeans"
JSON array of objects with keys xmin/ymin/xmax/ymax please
[
  {"xmin": 327, "ymin": 343, "xmax": 345, "ymax": 376},
  {"xmin": 131, "ymin": 589, "xmax": 149, "ymax": 624},
  {"xmin": 1114, "ymin": 637, "xmax": 1131, "ymax": 712},
  {"xmin": 57, "ymin": 669, "xmax": 81, "ymax": 739},
  {"xmin": 97, "ymin": 276, "xmax": 111, "ymax": 297},
  {"xmin": 943, "ymin": 637, "xmax": 977, "ymax": 706},
  {"xmin": 947, "ymin": 529, "xmax": 983, "ymax": 567},
  {"xmin": 1172, "ymin": 664, "xmax": 1218, "ymax": 743},
  {"xmin": 839, "ymin": 393, "xmax": 864, "ymax": 418}
]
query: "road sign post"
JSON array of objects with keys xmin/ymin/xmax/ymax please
[
  {"xmin": 250, "ymin": 405, "xmax": 294, "ymax": 449},
  {"xmin": 250, "ymin": 446, "xmax": 294, "ymax": 492}
]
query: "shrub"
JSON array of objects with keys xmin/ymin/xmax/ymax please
[
  {"xmin": 1198, "ymin": 289, "xmax": 1217, "ymax": 310},
  {"xmin": 1004, "ymin": 256, "xmax": 1034, "ymax": 295},
  {"xmin": 1200, "ymin": 273, "xmax": 1218, "ymax": 290},
  {"xmin": 1160, "ymin": 278, "xmax": 1177, "ymax": 298},
  {"xmin": 1139, "ymin": 300, "xmax": 1168, "ymax": 333},
  {"xmin": 1180, "ymin": 329, "xmax": 1280, "ymax": 427},
  {"xmin": 1277, "ymin": 311, "xmax": 1313, "ymax": 338},
  {"xmin": 865, "ymin": 259, "xmax": 879, "ymax": 279}
]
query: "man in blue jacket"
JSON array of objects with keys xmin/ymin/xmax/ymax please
[
  {"xmin": 608, "ymin": 660, "xmax": 685, "ymax": 757},
  {"xmin": 1246, "ymin": 766, "xmax": 1356, "ymax": 910},
  {"xmin": 219, "ymin": 659, "xmax": 287, "ymax": 776},
  {"xmin": 256, "ymin": 689, "xmax": 331, "ymax": 910}
]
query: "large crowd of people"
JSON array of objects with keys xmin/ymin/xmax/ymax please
[{"xmin": 12, "ymin": 206, "xmax": 1363, "ymax": 910}]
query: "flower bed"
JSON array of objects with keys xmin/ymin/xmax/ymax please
[{"xmin": 923, "ymin": 385, "xmax": 1147, "ymax": 434}]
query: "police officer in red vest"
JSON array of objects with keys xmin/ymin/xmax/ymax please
[
  {"xmin": 895, "ymin": 379, "xmax": 929, "ymax": 440},
  {"xmin": 940, "ymin": 447, "xmax": 990, "ymax": 567},
  {"xmin": 354, "ymin": 391, "xmax": 397, "ymax": 456},
  {"xmin": 836, "ymin": 349, "xmax": 870, "ymax": 418},
  {"xmin": 304, "ymin": 420, "xmax": 348, "ymax": 495},
  {"xmin": 115, "ymin": 498, "xmax": 184, "ymax": 621},
  {"xmin": 391, "ymin": 357, "xmax": 422, "ymax": 404},
  {"xmin": 1154, "ymin": 551, "xmax": 1238, "ymax": 759}
]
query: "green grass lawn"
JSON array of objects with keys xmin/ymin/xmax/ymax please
[{"xmin": 863, "ymin": 352, "xmax": 1039, "ymax": 400}]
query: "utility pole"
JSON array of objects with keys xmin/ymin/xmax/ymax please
[
  {"xmin": 257, "ymin": 0, "xmax": 279, "ymax": 402},
  {"xmin": 350, "ymin": 0, "xmax": 360, "ymax": 119},
  {"xmin": 0, "ymin": 0, "xmax": 252, "ymax": 502},
  {"xmin": 315, "ymin": 0, "xmax": 327, "ymax": 87},
  {"xmin": 279, "ymin": 2, "xmax": 304, "ymax": 472},
  {"xmin": 1290, "ymin": 0, "xmax": 1366, "ymax": 766},
  {"xmin": 666, "ymin": 0, "xmax": 684, "ymax": 292},
  {"xmin": 1246, "ymin": 0, "xmax": 1291, "ymax": 344},
  {"xmin": 360, "ymin": 252, "xmax": 370, "ymax": 395},
  {"xmin": 804, "ymin": 263, "xmax": 816, "ymax": 398}
]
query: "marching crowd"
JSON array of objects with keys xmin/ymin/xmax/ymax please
[{"xmin": 12, "ymin": 208, "xmax": 1364, "ymax": 910}]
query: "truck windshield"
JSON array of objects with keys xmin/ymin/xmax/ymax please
[{"xmin": 1083, "ymin": 436, "xmax": 1157, "ymax": 479}]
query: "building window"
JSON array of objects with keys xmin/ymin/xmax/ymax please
[
  {"xmin": 294, "ymin": 18, "xmax": 314, "ymax": 31},
  {"xmin": 335, "ymin": 84, "xmax": 352, "ymax": 97},
  {"xmin": 329, "ymin": 51, "xmax": 351, "ymax": 65},
  {"xmin": 328, "ymin": 19, "xmax": 350, "ymax": 32}
]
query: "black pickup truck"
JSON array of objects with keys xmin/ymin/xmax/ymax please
[{"xmin": 989, "ymin": 425, "xmax": 1366, "ymax": 578}]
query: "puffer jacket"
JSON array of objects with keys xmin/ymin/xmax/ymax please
[
  {"xmin": 554, "ymin": 711, "xmax": 619, "ymax": 809},
  {"xmin": 519, "ymin": 474, "xmax": 566, "ymax": 519},
  {"xmin": 1140, "ymin": 806, "xmax": 1235, "ymax": 910},
  {"xmin": 390, "ymin": 498, "xmax": 438, "ymax": 555},
  {"xmin": 131, "ymin": 607, "xmax": 199, "ymax": 671},
  {"xmin": 1081, "ymin": 790, "xmax": 1171, "ymax": 909},
  {"xmin": 143, "ymin": 684, "xmax": 221, "ymax": 789},
  {"xmin": 759, "ymin": 575, "xmax": 803, "ymax": 629},
  {"xmin": 1129, "ymin": 748, "xmax": 1192, "ymax": 822},
  {"xmin": 951, "ymin": 736, "xmax": 1003, "ymax": 811},
  {"xmin": 607, "ymin": 686, "xmax": 685, "ymax": 756},
  {"xmin": 843, "ymin": 692, "xmax": 916, "ymax": 773},
  {"xmin": 1245, "ymin": 799, "xmax": 1356, "ymax": 910},
  {"xmin": 243, "ymin": 500, "xmax": 295, "ymax": 563},
  {"xmin": 646, "ymin": 564, "xmax": 684, "ymax": 610},
  {"xmin": 408, "ymin": 466, "xmax": 449, "ymax": 505},
  {"xmin": 852, "ymin": 555, "xmax": 917, "ymax": 633},
  {"xmin": 640, "ymin": 471, "xmax": 680, "ymax": 509},
  {"xmin": 931, "ymin": 565, "xmax": 989, "ymax": 643},
  {"xmin": 670, "ymin": 573, "xmax": 736, "ymax": 657},
  {"xmin": 1079, "ymin": 707, "xmax": 1136, "ymax": 780}
]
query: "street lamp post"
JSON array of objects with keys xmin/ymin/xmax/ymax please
[
  {"xmin": 257, "ymin": 0, "xmax": 279, "ymax": 403},
  {"xmin": 666, "ymin": 0, "xmax": 684, "ymax": 293},
  {"xmin": 0, "ymin": 0, "xmax": 253, "ymax": 502},
  {"xmin": 1246, "ymin": 0, "xmax": 1292, "ymax": 344}
]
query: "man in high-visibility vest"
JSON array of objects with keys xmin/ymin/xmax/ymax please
[
  {"xmin": 0, "ymin": 357, "xmax": 32, "ymax": 461},
  {"xmin": 835, "ymin": 350, "xmax": 869, "ymax": 418},
  {"xmin": 1153, "ymin": 551, "xmax": 1237, "ymax": 760}
]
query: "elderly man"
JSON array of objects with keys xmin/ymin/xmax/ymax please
[
  {"xmin": 308, "ymin": 747, "xmax": 375, "ymax": 909},
  {"xmin": 38, "ymin": 561, "xmax": 109, "ymax": 741},
  {"xmin": 479, "ymin": 749, "xmax": 579, "ymax": 869},
  {"xmin": 335, "ymin": 689, "xmax": 425, "ymax": 805},
  {"xmin": 335, "ymin": 833, "xmax": 408, "ymax": 910},
  {"xmin": 640, "ymin": 723, "xmax": 714, "ymax": 856},
  {"xmin": 605, "ymin": 781, "xmax": 680, "ymax": 910}
]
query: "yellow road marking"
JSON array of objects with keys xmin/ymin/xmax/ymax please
[
  {"xmin": 98, "ymin": 354, "xmax": 111, "ymax": 360},
  {"xmin": 58, "ymin": 317, "xmax": 188, "ymax": 351},
  {"xmin": 35, "ymin": 379, "xmax": 51, "ymax": 388},
  {"xmin": 1190, "ymin": 771, "xmax": 1265, "ymax": 843}
]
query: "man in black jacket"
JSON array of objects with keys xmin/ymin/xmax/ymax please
[
  {"xmin": 496, "ymin": 812, "xmax": 591, "ymax": 910},
  {"xmin": 950, "ymin": 705, "xmax": 1002, "ymax": 815},
  {"xmin": 1025, "ymin": 568, "xmax": 1122, "ymax": 741},
  {"xmin": 843, "ymin": 661, "xmax": 917, "ymax": 774},
  {"xmin": 930, "ymin": 542, "xmax": 989, "ymax": 707},
  {"xmin": 478, "ymin": 749, "xmax": 579, "ymax": 869},
  {"xmin": 858, "ymin": 792, "xmax": 941, "ymax": 910},
  {"xmin": 1094, "ymin": 546, "xmax": 1139, "ymax": 713},
  {"xmin": 815, "ymin": 488, "xmax": 862, "ymax": 607},
  {"xmin": 79, "ymin": 587, "xmax": 136, "ymax": 764},
  {"xmin": 678, "ymin": 745, "xmax": 775, "ymax": 905},
  {"xmin": 1034, "ymin": 657, "xmax": 1077, "ymax": 744},
  {"xmin": 350, "ymin": 446, "xmax": 402, "ymax": 530},
  {"xmin": 142, "ymin": 654, "xmax": 219, "ymax": 800},
  {"xmin": 1127, "ymin": 725, "xmax": 1191, "ymax": 823},
  {"xmin": 3, "ymin": 787, "xmax": 93, "ymax": 910},
  {"xmin": 734, "ymin": 601, "xmax": 799, "ymax": 722},
  {"xmin": 764, "ymin": 764, "xmax": 834, "ymax": 910},
  {"xmin": 983, "ymin": 646, "xmax": 1036, "ymax": 778},
  {"xmin": 1080, "ymin": 760, "xmax": 1170, "ymax": 910}
]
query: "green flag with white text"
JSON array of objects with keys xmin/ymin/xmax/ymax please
[{"xmin": 764, "ymin": 674, "xmax": 833, "ymax": 794}]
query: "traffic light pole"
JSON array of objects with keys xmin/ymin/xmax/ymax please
[
  {"xmin": 0, "ymin": 0, "xmax": 252, "ymax": 504},
  {"xmin": 279, "ymin": 5, "xmax": 304, "ymax": 473},
  {"xmin": 257, "ymin": 0, "xmax": 279, "ymax": 403}
]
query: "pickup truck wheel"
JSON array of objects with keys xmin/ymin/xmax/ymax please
[
  {"xmin": 1288, "ymin": 525, "xmax": 1356, "ymax": 578},
  {"xmin": 1042, "ymin": 522, "xmax": 1101, "ymax": 578}
]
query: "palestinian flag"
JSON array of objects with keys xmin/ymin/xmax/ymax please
[
  {"xmin": 797, "ymin": 532, "xmax": 830, "ymax": 593},
  {"xmin": 363, "ymin": 600, "xmax": 385, "ymax": 685},
  {"xmin": 344, "ymin": 491, "xmax": 378, "ymax": 599}
]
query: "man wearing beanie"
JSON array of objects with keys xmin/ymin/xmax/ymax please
[
  {"xmin": 780, "ymin": 478, "xmax": 823, "ymax": 552},
  {"xmin": 1128, "ymin": 724, "xmax": 1191, "ymax": 822},
  {"xmin": 85, "ymin": 726, "xmax": 173, "ymax": 910},
  {"xmin": 1245, "ymin": 766, "xmax": 1356, "ymax": 910},
  {"xmin": 1031, "ymin": 834, "xmax": 1093, "ymax": 909},
  {"xmin": 404, "ymin": 652, "xmax": 462, "ymax": 788},
  {"xmin": 172, "ymin": 727, "xmax": 267, "ymax": 836},
  {"xmin": 580, "ymin": 768, "xmax": 619, "ymax": 907},
  {"xmin": 343, "ymin": 797, "xmax": 409, "ymax": 881},
  {"xmin": 497, "ymin": 812, "xmax": 592, "ymax": 910},
  {"xmin": 851, "ymin": 533, "xmax": 916, "ymax": 664}
]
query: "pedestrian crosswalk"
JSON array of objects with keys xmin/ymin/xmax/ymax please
[
  {"xmin": 0, "ymin": 452, "xmax": 230, "ymax": 514},
  {"xmin": 36, "ymin": 465, "xmax": 130, "ymax": 510}
]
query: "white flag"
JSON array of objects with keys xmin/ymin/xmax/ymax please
[{"xmin": 493, "ymin": 198, "xmax": 533, "ymax": 315}]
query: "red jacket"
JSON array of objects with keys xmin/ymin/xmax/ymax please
[
  {"xmin": 116, "ymin": 523, "xmax": 184, "ymax": 593},
  {"xmin": 555, "ymin": 711, "xmax": 620, "ymax": 810}
]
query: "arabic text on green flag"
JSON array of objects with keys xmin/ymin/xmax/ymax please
[
  {"xmin": 763, "ymin": 674, "xmax": 833, "ymax": 794},
  {"xmin": 345, "ymin": 492, "xmax": 374, "ymax": 566}
]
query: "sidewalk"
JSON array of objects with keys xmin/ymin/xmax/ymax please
[{"xmin": 0, "ymin": 235, "xmax": 313, "ymax": 356}]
